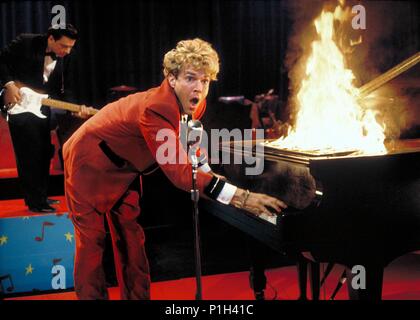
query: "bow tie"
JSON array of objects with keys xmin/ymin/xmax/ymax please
[{"xmin": 45, "ymin": 52, "xmax": 57, "ymax": 60}]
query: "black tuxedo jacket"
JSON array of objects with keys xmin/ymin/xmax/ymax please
[{"xmin": 0, "ymin": 33, "xmax": 74, "ymax": 101}]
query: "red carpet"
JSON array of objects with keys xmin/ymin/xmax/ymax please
[{"xmin": 0, "ymin": 196, "xmax": 67, "ymax": 218}]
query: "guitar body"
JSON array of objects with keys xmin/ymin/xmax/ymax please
[{"xmin": 14, "ymin": 87, "xmax": 49, "ymax": 119}]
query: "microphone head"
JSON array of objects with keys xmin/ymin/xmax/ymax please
[
  {"xmin": 188, "ymin": 119, "xmax": 203, "ymax": 130},
  {"xmin": 187, "ymin": 120, "xmax": 203, "ymax": 147}
]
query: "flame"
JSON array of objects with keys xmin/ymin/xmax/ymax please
[{"xmin": 269, "ymin": 4, "xmax": 386, "ymax": 155}]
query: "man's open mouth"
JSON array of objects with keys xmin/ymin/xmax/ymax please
[{"xmin": 190, "ymin": 98, "xmax": 199, "ymax": 106}]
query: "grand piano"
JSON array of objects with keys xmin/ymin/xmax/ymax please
[{"xmin": 201, "ymin": 138, "xmax": 420, "ymax": 300}]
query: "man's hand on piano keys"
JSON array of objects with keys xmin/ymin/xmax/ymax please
[
  {"xmin": 231, "ymin": 188, "xmax": 287, "ymax": 217},
  {"xmin": 212, "ymin": 172, "xmax": 227, "ymax": 182}
]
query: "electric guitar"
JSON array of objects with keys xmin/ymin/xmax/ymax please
[{"xmin": 1, "ymin": 81, "xmax": 98, "ymax": 119}]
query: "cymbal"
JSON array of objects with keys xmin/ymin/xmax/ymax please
[
  {"xmin": 218, "ymin": 96, "xmax": 253, "ymax": 106},
  {"xmin": 109, "ymin": 85, "xmax": 138, "ymax": 92},
  {"xmin": 218, "ymin": 96, "xmax": 245, "ymax": 103}
]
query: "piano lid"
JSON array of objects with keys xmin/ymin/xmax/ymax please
[
  {"xmin": 263, "ymin": 145, "xmax": 356, "ymax": 158},
  {"xmin": 221, "ymin": 138, "xmax": 420, "ymax": 165}
]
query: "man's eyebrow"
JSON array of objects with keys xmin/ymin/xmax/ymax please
[{"xmin": 185, "ymin": 71, "xmax": 210, "ymax": 80}]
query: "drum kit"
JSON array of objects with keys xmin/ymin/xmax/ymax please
[
  {"xmin": 218, "ymin": 89, "xmax": 289, "ymax": 139},
  {"xmin": 107, "ymin": 84, "xmax": 138, "ymax": 102}
]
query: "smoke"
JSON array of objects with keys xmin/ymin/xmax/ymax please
[
  {"xmin": 352, "ymin": 1, "xmax": 420, "ymax": 138},
  {"xmin": 284, "ymin": 0, "xmax": 420, "ymax": 139},
  {"xmin": 283, "ymin": 0, "xmax": 328, "ymax": 124}
]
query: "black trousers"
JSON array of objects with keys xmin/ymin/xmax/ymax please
[{"xmin": 8, "ymin": 112, "xmax": 54, "ymax": 207}]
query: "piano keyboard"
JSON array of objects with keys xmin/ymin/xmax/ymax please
[{"xmin": 258, "ymin": 212, "xmax": 277, "ymax": 225}]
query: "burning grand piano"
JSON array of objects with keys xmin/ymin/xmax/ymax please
[{"xmin": 203, "ymin": 4, "xmax": 420, "ymax": 300}]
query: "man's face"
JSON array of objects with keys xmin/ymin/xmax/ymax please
[
  {"xmin": 48, "ymin": 35, "xmax": 76, "ymax": 58},
  {"xmin": 168, "ymin": 67, "xmax": 211, "ymax": 115}
]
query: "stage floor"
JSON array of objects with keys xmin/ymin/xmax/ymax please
[
  {"xmin": 1, "ymin": 197, "xmax": 420, "ymax": 300},
  {"xmin": 6, "ymin": 254, "xmax": 420, "ymax": 300}
]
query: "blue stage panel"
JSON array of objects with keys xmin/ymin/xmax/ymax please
[{"xmin": 0, "ymin": 213, "xmax": 75, "ymax": 295}]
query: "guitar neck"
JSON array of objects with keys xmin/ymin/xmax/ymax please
[{"xmin": 41, "ymin": 98, "xmax": 98, "ymax": 115}]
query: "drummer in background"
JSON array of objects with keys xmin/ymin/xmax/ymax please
[{"xmin": 249, "ymin": 89, "xmax": 289, "ymax": 139}]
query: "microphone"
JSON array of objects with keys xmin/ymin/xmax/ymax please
[
  {"xmin": 187, "ymin": 120, "xmax": 203, "ymax": 166},
  {"xmin": 187, "ymin": 119, "xmax": 203, "ymax": 148}
]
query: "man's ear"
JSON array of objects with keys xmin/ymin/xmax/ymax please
[
  {"xmin": 168, "ymin": 73, "xmax": 176, "ymax": 89},
  {"xmin": 47, "ymin": 35, "xmax": 55, "ymax": 48}
]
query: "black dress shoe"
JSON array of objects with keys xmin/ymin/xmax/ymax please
[
  {"xmin": 47, "ymin": 198, "xmax": 61, "ymax": 205},
  {"xmin": 28, "ymin": 204, "xmax": 56, "ymax": 213}
]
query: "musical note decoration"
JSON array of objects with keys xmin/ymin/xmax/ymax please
[
  {"xmin": 34, "ymin": 221, "xmax": 55, "ymax": 242},
  {"xmin": 0, "ymin": 274, "xmax": 15, "ymax": 293}
]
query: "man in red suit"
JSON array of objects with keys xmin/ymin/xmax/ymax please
[{"xmin": 63, "ymin": 38, "xmax": 287, "ymax": 300}]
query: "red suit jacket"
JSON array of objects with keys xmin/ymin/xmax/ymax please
[{"xmin": 63, "ymin": 79, "xmax": 213, "ymax": 214}]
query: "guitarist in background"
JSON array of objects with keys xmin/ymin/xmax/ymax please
[{"xmin": 0, "ymin": 24, "xmax": 89, "ymax": 213}]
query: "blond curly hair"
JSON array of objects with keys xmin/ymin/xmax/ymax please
[{"xmin": 163, "ymin": 38, "xmax": 220, "ymax": 80}]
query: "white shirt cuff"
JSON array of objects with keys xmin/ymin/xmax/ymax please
[
  {"xmin": 216, "ymin": 183, "xmax": 237, "ymax": 205},
  {"xmin": 199, "ymin": 163, "xmax": 212, "ymax": 173}
]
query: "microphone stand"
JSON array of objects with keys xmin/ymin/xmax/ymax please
[{"xmin": 190, "ymin": 149, "xmax": 203, "ymax": 300}]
